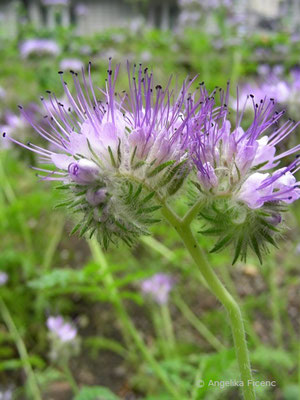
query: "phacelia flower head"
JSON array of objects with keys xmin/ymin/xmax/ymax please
[
  {"xmin": 191, "ymin": 93, "xmax": 300, "ymax": 263},
  {"xmin": 141, "ymin": 273, "xmax": 175, "ymax": 304},
  {"xmin": 4, "ymin": 61, "xmax": 215, "ymax": 248},
  {"xmin": 47, "ymin": 315, "xmax": 77, "ymax": 342},
  {"xmin": 20, "ymin": 39, "xmax": 60, "ymax": 59}
]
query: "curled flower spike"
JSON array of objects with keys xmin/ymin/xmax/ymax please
[
  {"xmin": 4, "ymin": 61, "xmax": 222, "ymax": 248},
  {"xmin": 191, "ymin": 93, "xmax": 300, "ymax": 263}
]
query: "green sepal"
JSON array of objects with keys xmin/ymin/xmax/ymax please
[
  {"xmin": 209, "ymin": 233, "xmax": 235, "ymax": 253},
  {"xmin": 146, "ymin": 160, "xmax": 176, "ymax": 178}
]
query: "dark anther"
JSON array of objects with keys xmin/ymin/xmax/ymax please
[
  {"xmin": 58, "ymin": 102, "xmax": 64, "ymax": 107},
  {"xmin": 144, "ymin": 67, "xmax": 148, "ymax": 73},
  {"xmin": 68, "ymin": 107, "xmax": 71, "ymax": 112},
  {"xmin": 58, "ymin": 71, "xmax": 64, "ymax": 74},
  {"xmin": 108, "ymin": 70, "xmax": 112, "ymax": 76},
  {"xmin": 89, "ymin": 61, "xmax": 92, "ymax": 65},
  {"xmin": 108, "ymin": 57, "xmax": 112, "ymax": 60},
  {"xmin": 27, "ymin": 141, "xmax": 31, "ymax": 146},
  {"xmin": 46, "ymin": 90, "xmax": 51, "ymax": 94},
  {"xmin": 270, "ymin": 98, "xmax": 274, "ymax": 101},
  {"xmin": 18, "ymin": 105, "xmax": 23, "ymax": 109},
  {"xmin": 40, "ymin": 96, "xmax": 44, "ymax": 101},
  {"xmin": 2, "ymin": 132, "xmax": 6, "ymax": 137},
  {"xmin": 70, "ymin": 70, "xmax": 75, "ymax": 74},
  {"xmin": 250, "ymin": 94, "xmax": 254, "ymax": 98},
  {"xmin": 200, "ymin": 81, "xmax": 204, "ymax": 85},
  {"xmin": 43, "ymin": 115, "xmax": 48, "ymax": 118},
  {"xmin": 155, "ymin": 84, "xmax": 162, "ymax": 90}
]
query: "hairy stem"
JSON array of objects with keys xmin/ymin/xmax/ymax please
[
  {"xmin": 161, "ymin": 203, "xmax": 256, "ymax": 400},
  {"xmin": 0, "ymin": 298, "xmax": 42, "ymax": 400}
]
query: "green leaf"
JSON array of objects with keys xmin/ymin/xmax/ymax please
[
  {"xmin": 74, "ymin": 386, "xmax": 120, "ymax": 400},
  {"xmin": 232, "ymin": 235, "xmax": 244, "ymax": 265},
  {"xmin": 250, "ymin": 235, "xmax": 262, "ymax": 264},
  {"xmin": 147, "ymin": 160, "xmax": 175, "ymax": 178},
  {"xmin": 132, "ymin": 160, "xmax": 146, "ymax": 170},
  {"xmin": 251, "ymin": 160, "xmax": 269, "ymax": 171},
  {"xmin": 209, "ymin": 233, "xmax": 234, "ymax": 253},
  {"xmin": 140, "ymin": 191, "xmax": 156, "ymax": 205},
  {"xmin": 259, "ymin": 230, "xmax": 278, "ymax": 248},
  {"xmin": 159, "ymin": 159, "xmax": 187, "ymax": 186},
  {"xmin": 108, "ymin": 146, "xmax": 117, "ymax": 168},
  {"xmin": 167, "ymin": 168, "xmax": 189, "ymax": 195}
]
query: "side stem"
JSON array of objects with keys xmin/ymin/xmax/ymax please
[{"xmin": 161, "ymin": 204, "xmax": 256, "ymax": 400}]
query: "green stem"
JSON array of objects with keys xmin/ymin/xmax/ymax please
[
  {"xmin": 182, "ymin": 199, "xmax": 205, "ymax": 226},
  {"xmin": 62, "ymin": 362, "xmax": 79, "ymax": 395},
  {"xmin": 161, "ymin": 203, "xmax": 256, "ymax": 400},
  {"xmin": 160, "ymin": 303, "xmax": 176, "ymax": 353},
  {"xmin": 174, "ymin": 294, "xmax": 224, "ymax": 352},
  {"xmin": 218, "ymin": 266, "xmax": 261, "ymax": 348},
  {"xmin": 0, "ymin": 298, "xmax": 42, "ymax": 400},
  {"xmin": 88, "ymin": 238, "xmax": 184, "ymax": 400}
]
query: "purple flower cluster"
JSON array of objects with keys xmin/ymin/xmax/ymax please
[
  {"xmin": 47, "ymin": 316, "xmax": 77, "ymax": 342},
  {"xmin": 3, "ymin": 61, "xmax": 299, "ymax": 260},
  {"xmin": 191, "ymin": 98, "xmax": 300, "ymax": 208},
  {"xmin": 20, "ymin": 39, "xmax": 60, "ymax": 59},
  {"xmin": 141, "ymin": 273, "xmax": 175, "ymax": 304}
]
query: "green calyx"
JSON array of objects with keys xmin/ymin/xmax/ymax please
[
  {"xmin": 55, "ymin": 178, "xmax": 162, "ymax": 250},
  {"xmin": 198, "ymin": 199, "xmax": 284, "ymax": 264}
]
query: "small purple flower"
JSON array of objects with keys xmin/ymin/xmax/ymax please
[
  {"xmin": 20, "ymin": 39, "xmax": 60, "ymax": 58},
  {"xmin": 0, "ymin": 272, "xmax": 8, "ymax": 286},
  {"xmin": 47, "ymin": 316, "xmax": 77, "ymax": 342},
  {"xmin": 59, "ymin": 58, "xmax": 84, "ymax": 72},
  {"xmin": 141, "ymin": 273, "xmax": 175, "ymax": 305}
]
